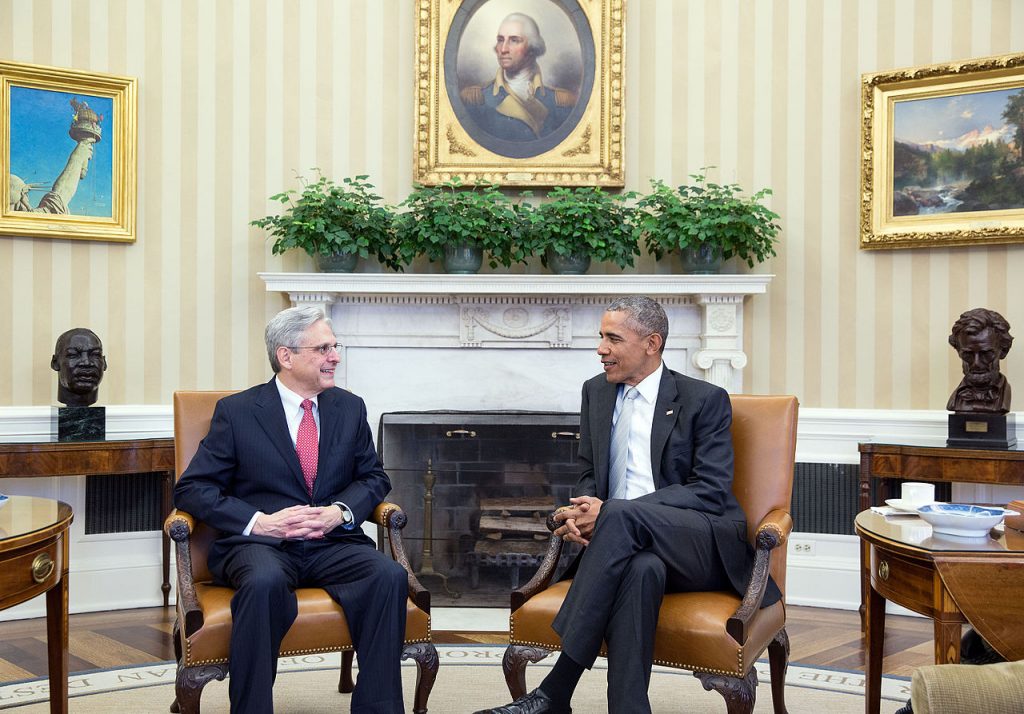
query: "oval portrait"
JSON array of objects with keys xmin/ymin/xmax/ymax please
[{"xmin": 445, "ymin": 0, "xmax": 595, "ymax": 160}]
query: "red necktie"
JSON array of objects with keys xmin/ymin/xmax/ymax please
[{"xmin": 296, "ymin": 399, "xmax": 318, "ymax": 496}]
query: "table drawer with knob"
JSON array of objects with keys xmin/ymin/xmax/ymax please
[
  {"xmin": 0, "ymin": 536, "xmax": 64, "ymax": 610},
  {"xmin": 869, "ymin": 546, "xmax": 936, "ymax": 616}
]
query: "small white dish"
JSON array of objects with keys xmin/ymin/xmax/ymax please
[
  {"xmin": 885, "ymin": 498, "xmax": 931, "ymax": 513},
  {"xmin": 915, "ymin": 503, "xmax": 1020, "ymax": 538}
]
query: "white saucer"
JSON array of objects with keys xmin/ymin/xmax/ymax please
[{"xmin": 885, "ymin": 498, "xmax": 930, "ymax": 513}]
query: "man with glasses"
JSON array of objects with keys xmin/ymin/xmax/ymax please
[{"xmin": 175, "ymin": 306, "xmax": 406, "ymax": 714}]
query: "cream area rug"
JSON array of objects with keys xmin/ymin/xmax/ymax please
[{"xmin": 0, "ymin": 646, "xmax": 910, "ymax": 713}]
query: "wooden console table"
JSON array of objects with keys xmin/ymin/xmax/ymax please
[
  {"xmin": 858, "ymin": 440, "xmax": 1024, "ymax": 512},
  {"xmin": 856, "ymin": 510, "xmax": 1024, "ymax": 714},
  {"xmin": 0, "ymin": 496, "xmax": 74, "ymax": 713},
  {"xmin": 0, "ymin": 437, "xmax": 175, "ymax": 606}
]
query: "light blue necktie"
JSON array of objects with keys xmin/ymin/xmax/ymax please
[{"xmin": 609, "ymin": 387, "xmax": 639, "ymax": 500}]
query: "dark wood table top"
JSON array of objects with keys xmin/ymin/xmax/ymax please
[
  {"xmin": 859, "ymin": 439, "xmax": 1024, "ymax": 458},
  {"xmin": 0, "ymin": 436, "xmax": 174, "ymax": 477},
  {"xmin": 0, "ymin": 495, "xmax": 74, "ymax": 548},
  {"xmin": 855, "ymin": 509, "xmax": 1024, "ymax": 554}
]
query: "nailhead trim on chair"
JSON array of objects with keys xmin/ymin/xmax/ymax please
[
  {"xmin": 181, "ymin": 498, "xmax": 431, "ymax": 668},
  {"xmin": 651, "ymin": 652, "xmax": 745, "ymax": 677},
  {"xmin": 376, "ymin": 505, "xmax": 398, "ymax": 526},
  {"xmin": 183, "ymin": 634, "xmax": 433, "ymax": 667},
  {"xmin": 186, "ymin": 643, "xmax": 354, "ymax": 663},
  {"xmin": 509, "ymin": 617, "xmax": 747, "ymax": 677}
]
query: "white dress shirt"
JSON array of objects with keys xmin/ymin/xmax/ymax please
[
  {"xmin": 276, "ymin": 378, "xmax": 321, "ymax": 442},
  {"xmin": 243, "ymin": 379, "xmax": 326, "ymax": 536},
  {"xmin": 611, "ymin": 362, "xmax": 663, "ymax": 500}
]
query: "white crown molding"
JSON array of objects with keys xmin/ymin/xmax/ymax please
[
  {"xmin": 0, "ymin": 405, "xmax": 173, "ymax": 439},
  {"xmin": 796, "ymin": 407, "xmax": 952, "ymax": 464}
]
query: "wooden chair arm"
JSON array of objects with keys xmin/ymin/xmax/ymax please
[
  {"xmin": 510, "ymin": 509, "xmax": 567, "ymax": 612},
  {"xmin": 164, "ymin": 508, "xmax": 195, "ymax": 536},
  {"xmin": 726, "ymin": 508, "xmax": 793, "ymax": 645},
  {"xmin": 373, "ymin": 502, "xmax": 431, "ymax": 613},
  {"xmin": 164, "ymin": 508, "xmax": 204, "ymax": 637}
]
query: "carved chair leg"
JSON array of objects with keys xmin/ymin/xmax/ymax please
[
  {"xmin": 174, "ymin": 662, "xmax": 228, "ymax": 714},
  {"xmin": 402, "ymin": 642, "xmax": 440, "ymax": 714},
  {"xmin": 695, "ymin": 667, "xmax": 757, "ymax": 714},
  {"xmin": 169, "ymin": 620, "xmax": 183, "ymax": 713},
  {"xmin": 338, "ymin": 650, "xmax": 355, "ymax": 693},
  {"xmin": 768, "ymin": 628, "xmax": 790, "ymax": 714},
  {"xmin": 502, "ymin": 644, "xmax": 553, "ymax": 700}
]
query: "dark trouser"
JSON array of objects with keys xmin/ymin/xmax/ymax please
[
  {"xmin": 214, "ymin": 538, "xmax": 408, "ymax": 714},
  {"xmin": 551, "ymin": 500, "xmax": 732, "ymax": 714}
]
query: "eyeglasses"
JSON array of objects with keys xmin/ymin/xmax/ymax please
[{"xmin": 290, "ymin": 342, "xmax": 341, "ymax": 356}]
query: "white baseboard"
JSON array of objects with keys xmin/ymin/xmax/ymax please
[{"xmin": 2, "ymin": 404, "xmax": 1020, "ymax": 621}]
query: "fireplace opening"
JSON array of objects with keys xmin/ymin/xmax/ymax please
[{"xmin": 377, "ymin": 411, "xmax": 583, "ymax": 607}]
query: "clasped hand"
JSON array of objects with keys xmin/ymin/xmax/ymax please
[
  {"xmin": 252, "ymin": 504, "xmax": 345, "ymax": 539},
  {"xmin": 552, "ymin": 496, "xmax": 603, "ymax": 546}
]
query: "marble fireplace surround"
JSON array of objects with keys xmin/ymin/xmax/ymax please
[{"xmin": 259, "ymin": 273, "xmax": 773, "ymax": 431}]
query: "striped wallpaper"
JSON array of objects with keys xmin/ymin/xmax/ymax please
[{"xmin": 1, "ymin": 0, "xmax": 1023, "ymax": 410}]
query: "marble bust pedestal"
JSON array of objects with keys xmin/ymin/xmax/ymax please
[{"xmin": 51, "ymin": 406, "xmax": 106, "ymax": 441}]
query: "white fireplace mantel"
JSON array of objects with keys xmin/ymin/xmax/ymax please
[
  {"xmin": 257, "ymin": 272, "xmax": 772, "ymax": 298},
  {"xmin": 259, "ymin": 273, "xmax": 772, "ymax": 398}
]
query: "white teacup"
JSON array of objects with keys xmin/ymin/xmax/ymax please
[{"xmin": 901, "ymin": 481, "xmax": 935, "ymax": 507}]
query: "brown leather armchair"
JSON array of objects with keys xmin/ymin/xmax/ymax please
[
  {"xmin": 164, "ymin": 390, "xmax": 438, "ymax": 714},
  {"xmin": 501, "ymin": 394, "xmax": 798, "ymax": 714}
]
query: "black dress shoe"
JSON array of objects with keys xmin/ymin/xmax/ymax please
[
  {"xmin": 472, "ymin": 688, "xmax": 572, "ymax": 714},
  {"xmin": 961, "ymin": 627, "xmax": 1006, "ymax": 664},
  {"xmin": 894, "ymin": 699, "xmax": 913, "ymax": 714}
]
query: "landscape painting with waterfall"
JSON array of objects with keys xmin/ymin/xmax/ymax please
[{"xmin": 892, "ymin": 86, "xmax": 1024, "ymax": 217}]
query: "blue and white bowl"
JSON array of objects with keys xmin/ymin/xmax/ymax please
[{"xmin": 915, "ymin": 503, "xmax": 1019, "ymax": 538}]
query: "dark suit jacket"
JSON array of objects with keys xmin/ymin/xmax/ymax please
[
  {"xmin": 575, "ymin": 367, "xmax": 781, "ymax": 605},
  {"xmin": 174, "ymin": 378, "xmax": 391, "ymax": 572}
]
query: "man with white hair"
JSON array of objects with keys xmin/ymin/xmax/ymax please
[
  {"xmin": 175, "ymin": 306, "xmax": 407, "ymax": 713},
  {"xmin": 460, "ymin": 12, "xmax": 577, "ymax": 141}
]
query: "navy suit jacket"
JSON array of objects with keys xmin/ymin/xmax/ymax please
[
  {"xmin": 174, "ymin": 378, "xmax": 391, "ymax": 571},
  {"xmin": 465, "ymin": 80, "xmax": 574, "ymax": 141},
  {"xmin": 576, "ymin": 367, "xmax": 781, "ymax": 605}
]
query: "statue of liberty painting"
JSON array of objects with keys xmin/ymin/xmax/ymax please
[{"xmin": 8, "ymin": 90, "xmax": 112, "ymax": 217}]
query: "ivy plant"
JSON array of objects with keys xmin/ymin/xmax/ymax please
[
  {"xmin": 251, "ymin": 172, "xmax": 395, "ymax": 264},
  {"xmin": 637, "ymin": 168, "xmax": 780, "ymax": 268},
  {"xmin": 394, "ymin": 178, "xmax": 522, "ymax": 269},
  {"xmin": 521, "ymin": 186, "xmax": 640, "ymax": 270}
]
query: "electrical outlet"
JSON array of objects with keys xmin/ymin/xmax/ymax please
[{"xmin": 791, "ymin": 539, "xmax": 816, "ymax": 556}]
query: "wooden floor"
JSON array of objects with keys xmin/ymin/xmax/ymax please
[{"xmin": 0, "ymin": 604, "xmax": 935, "ymax": 682}]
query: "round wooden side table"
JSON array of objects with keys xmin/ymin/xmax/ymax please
[{"xmin": 0, "ymin": 495, "xmax": 74, "ymax": 713}]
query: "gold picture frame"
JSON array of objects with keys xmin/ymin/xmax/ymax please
[
  {"xmin": 414, "ymin": 0, "xmax": 624, "ymax": 187},
  {"xmin": 0, "ymin": 60, "xmax": 137, "ymax": 243},
  {"xmin": 860, "ymin": 52, "xmax": 1024, "ymax": 250}
]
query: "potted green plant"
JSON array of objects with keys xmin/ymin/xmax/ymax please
[
  {"xmin": 394, "ymin": 178, "xmax": 521, "ymax": 273},
  {"xmin": 637, "ymin": 169, "xmax": 780, "ymax": 274},
  {"xmin": 251, "ymin": 172, "xmax": 394, "ymax": 272},
  {"xmin": 521, "ymin": 187, "xmax": 640, "ymax": 274}
]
